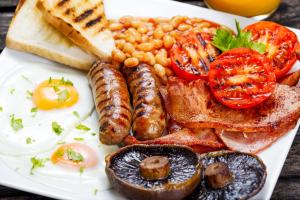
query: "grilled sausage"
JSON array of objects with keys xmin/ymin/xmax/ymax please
[
  {"xmin": 88, "ymin": 61, "xmax": 132, "ymax": 145},
  {"xmin": 123, "ymin": 64, "xmax": 166, "ymax": 140}
]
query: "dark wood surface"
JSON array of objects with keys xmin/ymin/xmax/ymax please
[{"xmin": 0, "ymin": 0, "xmax": 299, "ymax": 199}]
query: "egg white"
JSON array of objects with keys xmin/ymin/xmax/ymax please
[
  {"xmin": 0, "ymin": 62, "xmax": 119, "ymax": 196},
  {"xmin": 0, "ymin": 111, "xmax": 118, "ymax": 194},
  {"xmin": 0, "ymin": 62, "xmax": 94, "ymax": 156}
]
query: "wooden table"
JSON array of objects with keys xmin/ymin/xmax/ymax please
[{"xmin": 0, "ymin": 0, "xmax": 299, "ymax": 199}]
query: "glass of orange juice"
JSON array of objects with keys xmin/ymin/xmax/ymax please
[{"xmin": 204, "ymin": 0, "xmax": 281, "ymax": 19}]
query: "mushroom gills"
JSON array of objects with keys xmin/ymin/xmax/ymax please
[
  {"xmin": 186, "ymin": 151, "xmax": 267, "ymax": 200},
  {"xmin": 204, "ymin": 162, "xmax": 234, "ymax": 189},
  {"xmin": 106, "ymin": 145, "xmax": 201, "ymax": 200}
]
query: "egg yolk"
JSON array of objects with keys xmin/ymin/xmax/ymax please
[
  {"xmin": 33, "ymin": 79, "xmax": 78, "ymax": 110},
  {"xmin": 52, "ymin": 143, "xmax": 98, "ymax": 169}
]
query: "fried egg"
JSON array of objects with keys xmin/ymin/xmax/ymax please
[
  {"xmin": 33, "ymin": 78, "xmax": 79, "ymax": 110},
  {"xmin": 0, "ymin": 62, "xmax": 119, "ymax": 197},
  {"xmin": 0, "ymin": 62, "xmax": 94, "ymax": 156},
  {"xmin": 0, "ymin": 110, "xmax": 118, "ymax": 194}
]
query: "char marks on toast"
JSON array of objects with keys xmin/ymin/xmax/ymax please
[
  {"xmin": 55, "ymin": 0, "xmax": 104, "ymax": 28},
  {"xmin": 75, "ymin": 9, "xmax": 94, "ymax": 23},
  {"xmin": 57, "ymin": 0, "xmax": 69, "ymax": 7},
  {"xmin": 38, "ymin": 0, "xmax": 115, "ymax": 60},
  {"xmin": 6, "ymin": 0, "xmax": 96, "ymax": 70}
]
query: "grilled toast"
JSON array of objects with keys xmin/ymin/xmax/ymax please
[
  {"xmin": 38, "ymin": 0, "xmax": 115, "ymax": 60},
  {"xmin": 6, "ymin": 0, "xmax": 97, "ymax": 70}
]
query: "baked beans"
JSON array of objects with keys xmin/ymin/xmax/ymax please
[{"xmin": 109, "ymin": 16, "xmax": 223, "ymax": 81}]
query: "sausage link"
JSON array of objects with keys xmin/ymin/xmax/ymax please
[
  {"xmin": 88, "ymin": 61, "xmax": 132, "ymax": 145},
  {"xmin": 123, "ymin": 64, "xmax": 166, "ymax": 140}
]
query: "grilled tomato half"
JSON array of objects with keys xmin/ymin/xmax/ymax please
[
  {"xmin": 208, "ymin": 48, "xmax": 276, "ymax": 109},
  {"xmin": 170, "ymin": 32, "xmax": 220, "ymax": 81},
  {"xmin": 244, "ymin": 21, "xmax": 299, "ymax": 79}
]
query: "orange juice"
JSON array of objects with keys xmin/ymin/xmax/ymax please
[{"xmin": 204, "ymin": 0, "xmax": 280, "ymax": 17}]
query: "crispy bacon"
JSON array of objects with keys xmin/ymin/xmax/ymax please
[
  {"xmin": 163, "ymin": 77, "xmax": 300, "ymax": 133},
  {"xmin": 214, "ymin": 117, "xmax": 298, "ymax": 154},
  {"xmin": 279, "ymin": 70, "xmax": 300, "ymax": 87},
  {"xmin": 160, "ymin": 77, "xmax": 300, "ymax": 154},
  {"xmin": 123, "ymin": 76, "xmax": 299, "ymax": 154},
  {"xmin": 124, "ymin": 128, "xmax": 225, "ymax": 153}
]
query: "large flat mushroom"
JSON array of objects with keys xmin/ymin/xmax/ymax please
[
  {"xmin": 105, "ymin": 144, "xmax": 201, "ymax": 200},
  {"xmin": 186, "ymin": 151, "xmax": 267, "ymax": 200}
]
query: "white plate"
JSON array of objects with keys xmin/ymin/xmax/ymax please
[{"xmin": 0, "ymin": 0, "xmax": 299, "ymax": 200}]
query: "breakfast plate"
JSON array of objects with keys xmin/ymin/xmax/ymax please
[{"xmin": 0, "ymin": 0, "xmax": 299, "ymax": 200}]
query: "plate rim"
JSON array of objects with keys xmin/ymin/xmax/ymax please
[{"xmin": 0, "ymin": 0, "xmax": 299, "ymax": 199}]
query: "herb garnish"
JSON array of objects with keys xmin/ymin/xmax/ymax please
[
  {"xmin": 26, "ymin": 137, "xmax": 35, "ymax": 144},
  {"xmin": 66, "ymin": 148, "xmax": 84, "ymax": 162},
  {"xmin": 9, "ymin": 88, "xmax": 15, "ymax": 95},
  {"xmin": 52, "ymin": 121, "xmax": 63, "ymax": 135},
  {"xmin": 76, "ymin": 124, "xmax": 91, "ymax": 131},
  {"xmin": 93, "ymin": 188, "xmax": 99, "ymax": 196},
  {"xmin": 53, "ymin": 85, "xmax": 59, "ymax": 92},
  {"xmin": 74, "ymin": 137, "xmax": 84, "ymax": 141},
  {"xmin": 212, "ymin": 20, "xmax": 266, "ymax": 53},
  {"xmin": 26, "ymin": 90, "xmax": 33, "ymax": 99},
  {"xmin": 73, "ymin": 111, "xmax": 80, "ymax": 118},
  {"xmin": 10, "ymin": 114, "xmax": 23, "ymax": 132},
  {"xmin": 60, "ymin": 77, "xmax": 74, "ymax": 86},
  {"xmin": 30, "ymin": 157, "xmax": 49, "ymax": 175},
  {"xmin": 58, "ymin": 89, "xmax": 70, "ymax": 103},
  {"xmin": 79, "ymin": 167, "xmax": 85, "ymax": 174},
  {"xmin": 57, "ymin": 141, "xmax": 66, "ymax": 145},
  {"xmin": 21, "ymin": 75, "xmax": 31, "ymax": 82},
  {"xmin": 31, "ymin": 107, "xmax": 38, "ymax": 117},
  {"xmin": 47, "ymin": 77, "xmax": 74, "ymax": 102}
]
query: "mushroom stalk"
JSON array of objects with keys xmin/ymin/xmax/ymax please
[
  {"xmin": 204, "ymin": 162, "xmax": 234, "ymax": 189},
  {"xmin": 140, "ymin": 156, "xmax": 170, "ymax": 180}
]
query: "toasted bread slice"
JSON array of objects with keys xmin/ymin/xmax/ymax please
[
  {"xmin": 38, "ymin": 0, "xmax": 115, "ymax": 60},
  {"xmin": 6, "ymin": 0, "xmax": 97, "ymax": 70}
]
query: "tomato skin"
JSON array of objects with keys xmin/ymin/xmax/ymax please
[
  {"xmin": 296, "ymin": 43, "xmax": 300, "ymax": 60},
  {"xmin": 244, "ymin": 21, "xmax": 299, "ymax": 79},
  {"xmin": 170, "ymin": 32, "xmax": 220, "ymax": 81},
  {"xmin": 170, "ymin": 55, "xmax": 202, "ymax": 81},
  {"xmin": 209, "ymin": 48, "xmax": 276, "ymax": 109}
]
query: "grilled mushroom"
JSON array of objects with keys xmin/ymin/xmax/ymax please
[
  {"xmin": 106, "ymin": 144, "xmax": 201, "ymax": 200},
  {"xmin": 186, "ymin": 151, "xmax": 267, "ymax": 200}
]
